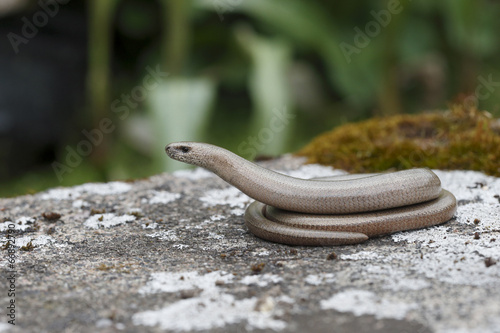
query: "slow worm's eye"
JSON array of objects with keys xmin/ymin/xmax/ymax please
[{"xmin": 179, "ymin": 146, "xmax": 191, "ymax": 153}]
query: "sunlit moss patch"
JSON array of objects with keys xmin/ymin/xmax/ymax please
[{"xmin": 297, "ymin": 105, "xmax": 500, "ymax": 176}]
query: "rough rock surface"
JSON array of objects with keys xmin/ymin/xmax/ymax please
[{"xmin": 0, "ymin": 156, "xmax": 499, "ymax": 333}]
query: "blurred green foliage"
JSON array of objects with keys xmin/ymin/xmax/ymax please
[{"xmin": 2, "ymin": 0, "xmax": 499, "ymax": 197}]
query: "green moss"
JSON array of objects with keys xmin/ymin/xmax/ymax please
[
  {"xmin": 96, "ymin": 263, "xmax": 132, "ymax": 273},
  {"xmin": 297, "ymin": 105, "xmax": 500, "ymax": 177},
  {"xmin": 20, "ymin": 241, "xmax": 35, "ymax": 251},
  {"xmin": 96, "ymin": 263, "xmax": 111, "ymax": 271},
  {"xmin": 1, "ymin": 240, "xmax": 12, "ymax": 251}
]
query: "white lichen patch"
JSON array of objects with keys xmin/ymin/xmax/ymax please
[
  {"xmin": 84, "ymin": 214, "xmax": 136, "ymax": 229},
  {"xmin": 277, "ymin": 295, "xmax": 294, "ymax": 304},
  {"xmin": 210, "ymin": 214, "xmax": 226, "ymax": 221},
  {"xmin": 72, "ymin": 199, "xmax": 89, "ymax": 208},
  {"xmin": 141, "ymin": 222, "xmax": 158, "ymax": 229},
  {"xmin": 251, "ymin": 247, "xmax": 271, "ymax": 257},
  {"xmin": 138, "ymin": 271, "xmax": 233, "ymax": 295},
  {"xmin": 199, "ymin": 238, "xmax": 250, "ymax": 252},
  {"xmin": 208, "ymin": 232, "xmax": 224, "ymax": 240},
  {"xmin": 172, "ymin": 167, "xmax": 214, "ymax": 180},
  {"xmin": 148, "ymin": 191, "xmax": 181, "ymax": 205},
  {"xmin": 0, "ymin": 217, "xmax": 34, "ymax": 232},
  {"xmin": 41, "ymin": 182, "xmax": 132, "ymax": 201},
  {"xmin": 133, "ymin": 271, "xmax": 286, "ymax": 331},
  {"xmin": 18, "ymin": 235, "xmax": 66, "ymax": 248},
  {"xmin": 320, "ymin": 289, "xmax": 417, "ymax": 320},
  {"xmin": 305, "ymin": 273, "xmax": 335, "ymax": 286},
  {"xmin": 362, "ymin": 265, "xmax": 431, "ymax": 291},
  {"xmin": 133, "ymin": 293, "xmax": 286, "ymax": 332},
  {"xmin": 240, "ymin": 274, "xmax": 283, "ymax": 287},
  {"xmin": 146, "ymin": 230, "xmax": 178, "ymax": 241},
  {"xmin": 340, "ymin": 251, "xmax": 430, "ymax": 291},
  {"xmin": 230, "ymin": 207, "xmax": 246, "ymax": 216},
  {"xmin": 199, "ymin": 187, "xmax": 251, "ymax": 209},
  {"xmin": 78, "ymin": 182, "xmax": 132, "ymax": 195},
  {"xmin": 433, "ymin": 169, "xmax": 500, "ymax": 205},
  {"xmin": 341, "ymin": 251, "xmax": 380, "ymax": 261},
  {"xmin": 0, "ymin": 234, "xmax": 66, "ymax": 249},
  {"xmin": 191, "ymin": 215, "xmax": 228, "ymax": 230},
  {"xmin": 344, "ymin": 226, "xmax": 499, "ymax": 287},
  {"xmin": 455, "ymin": 202, "xmax": 500, "ymax": 232},
  {"xmin": 172, "ymin": 244, "xmax": 189, "ymax": 250},
  {"xmin": 392, "ymin": 226, "xmax": 500, "ymax": 286}
]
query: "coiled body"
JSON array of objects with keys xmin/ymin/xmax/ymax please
[{"xmin": 166, "ymin": 142, "xmax": 457, "ymax": 246}]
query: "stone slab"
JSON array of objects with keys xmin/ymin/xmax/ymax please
[{"xmin": 0, "ymin": 156, "xmax": 499, "ymax": 333}]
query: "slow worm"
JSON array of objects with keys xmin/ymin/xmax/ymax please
[{"xmin": 165, "ymin": 142, "xmax": 457, "ymax": 246}]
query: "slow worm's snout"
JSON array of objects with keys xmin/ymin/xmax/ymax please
[
  {"xmin": 165, "ymin": 143, "xmax": 178, "ymax": 159},
  {"xmin": 165, "ymin": 143, "xmax": 194, "ymax": 161}
]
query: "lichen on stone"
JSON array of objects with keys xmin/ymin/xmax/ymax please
[{"xmin": 297, "ymin": 104, "xmax": 500, "ymax": 176}]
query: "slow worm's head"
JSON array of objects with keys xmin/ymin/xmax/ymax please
[{"xmin": 165, "ymin": 142, "xmax": 212, "ymax": 166}]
